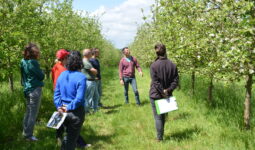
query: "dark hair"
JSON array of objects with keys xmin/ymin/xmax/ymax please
[
  {"xmin": 154, "ymin": 43, "xmax": 166, "ymax": 56},
  {"xmin": 91, "ymin": 48, "xmax": 99, "ymax": 55},
  {"xmin": 66, "ymin": 50, "xmax": 83, "ymax": 71},
  {"xmin": 122, "ymin": 47, "xmax": 128, "ymax": 53},
  {"xmin": 23, "ymin": 43, "xmax": 40, "ymax": 59}
]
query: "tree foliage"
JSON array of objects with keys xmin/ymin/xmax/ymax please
[
  {"xmin": 130, "ymin": 0, "xmax": 255, "ymax": 128},
  {"xmin": 0, "ymin": 0, "xmax": 120, "ymax": 87}
]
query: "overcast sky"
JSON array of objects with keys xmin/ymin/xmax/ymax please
[{"xmin": 73, "ymin": 0, "xmax": 154, "ymax": 48}]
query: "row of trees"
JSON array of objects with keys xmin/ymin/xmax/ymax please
[
  {"xmin": 0, "ymin": 0, "xmax": 120, "ymax": 90},
  {"xmin": 130, "ymin": 0, "xmax": 255, "ymax": 129}
]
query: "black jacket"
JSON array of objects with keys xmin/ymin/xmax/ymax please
[{"xmin": 149, "ymin": 57, "xmax": 179, "ymax": 99}]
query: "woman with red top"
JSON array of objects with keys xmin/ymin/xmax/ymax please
[{"xmin": 51, "ymin": 49, "xmax": 69, "ymax": 90}]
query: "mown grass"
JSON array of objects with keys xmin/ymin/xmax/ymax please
[{"xmin": 0, "ymin": 67, "xmax": 255, "ymax": 150}]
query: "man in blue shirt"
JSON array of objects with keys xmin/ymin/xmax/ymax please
[{"xmin": 90, "ymin": 48, "xmax": 103, "ymax": 107}]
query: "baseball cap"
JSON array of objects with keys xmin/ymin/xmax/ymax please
[{"xmin": 56, "ymin": 49, "xmax": 70, "ymax": 59}]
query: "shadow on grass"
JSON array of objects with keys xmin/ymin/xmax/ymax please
[
  {"xmin": 0, "ymin": 128, "xmax": 57, "ymax": 150},
  {"xmin": 140, "ymin": 100, "xmax": 150, "ymax": 106},
  {"xmin": 165, "ymin": 127, "xmax": 201, "ymax": 142},
  {"xmin": 101, "ymin": 104, "xmax": 121, "ymax": 115},
  {"xmin": 102, "ymin": 104, "xmax": 122, "ymax": 110},
  {"xmin": 104, "ymin": 109, "xmax": 119, "ymax": 115},
  {"xmin": 83, "ymin": 126, "xmax": 117, "ymax": 149},
  {"xmin": 170, "ymin": 112, "xmax": 191, "ymax": 121}
]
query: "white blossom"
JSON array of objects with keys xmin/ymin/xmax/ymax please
[
  {"xmin": 209, "ymin": 33, "xmax": 215, "ymax": 37},
  {"xmin": 249, "ymin": 69, "xmax": 254, "ymax": 74}
]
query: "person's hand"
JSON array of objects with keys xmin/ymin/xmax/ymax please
[
  {"xmin": 139, "ymin": 71, "xmax": 143, "ymax": 77},
  {"xmin": 58, "ymin": 106, "xmax": 67, "ymax": 113},
  {"xmin": 163, "ymin": 89, "xmax": 168, "ymax": 98},
  {"xmin": 120, "ymin": 79, "xmax": 124, "ymax": 85},
  {"xmin": 163, "ymin": 89, "xmax": 168, "ymax": 95}
]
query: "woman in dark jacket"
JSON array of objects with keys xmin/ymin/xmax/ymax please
[{"xmin": 149, "ymin": 43, "xmax": 179, "ymax": 141}]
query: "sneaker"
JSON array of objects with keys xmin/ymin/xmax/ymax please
[
  {"xmin": 25, "ymin": 136, "xmax": 38, "ymax": 141},
  {"xmin": 85, "ymin": 143, "xmax": 92, "ymax": 148},
  {"xmin": 77, "ymin": 143, "xmax": 92, "ymax": 148}
]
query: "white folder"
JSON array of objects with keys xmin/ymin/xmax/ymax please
[{"xmin": 155, "ymin": 96, "xmax": 178, "ymax": 114}]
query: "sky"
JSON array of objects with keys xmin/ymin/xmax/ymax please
[{"xmin": 73, "ymin": 0, "xmax": 154, "ymax": 48}]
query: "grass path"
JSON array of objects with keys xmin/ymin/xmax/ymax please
[{"xmin": 1, "ymin": 67, "xmax": 255, "ymax": 150}]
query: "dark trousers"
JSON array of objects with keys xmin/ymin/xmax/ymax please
[
  {"xmin": 150, "ymin": 98, "xmax": 166, "ymax": 140},
  {"xmin": 61, "ymin": 106, "xmax": 85, "ymax": 150},
  {"xmin": 123, "ymin": 77, "xmax": 140, "ymax": 105}
]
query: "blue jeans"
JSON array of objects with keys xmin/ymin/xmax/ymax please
[
  {"xmin": 123, "ymin": 77, "xmax": 140, "ymax": 105},
  {"xmin": 85, "ymin": 80, "xmax": 99, "ymax": 112},
  {"xmin": 23, "ymin": 87, "xmax": 42, "ymax": 138},
  {"xmin": 96, "ymin": 80, "xmax": 102, "ymax": 105}
]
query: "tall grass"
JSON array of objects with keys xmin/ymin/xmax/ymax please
[{"xmin": 0, "ymin": 67, "xmax": 255, "ymax": 150}]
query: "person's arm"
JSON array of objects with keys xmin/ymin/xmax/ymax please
[
  {"xmin": 119, "ymin": 59, "xmax": 124, "ymax": 85},
  {"xmin": 150, "ymin": 65, "xmax": 166, "ymax": 98},
  {"xmin": 134, "ymin": 57, "xmax": 143, "ymax": 76},
  {"xmin": 51, "ymin": 67, "xmax": 55, "ymax": 83},
  {"xmin": 66, "ymin": 77, "xmax": 87, "ymax": 111},
  {"xmin": 20, "ymin": 61, "xmax": 25, "ymax": 86},
  {"xmin": 85, "ymin": 61, "xmax": 97, "ymax": 75},
  {"xmin": 30, "ymin": 60, "xmax": 45, "ymax": 81},
  {"xmin": 90, "ymin": 68, "xmax": 97, "ymax": 75},
  {"xmin": 53, "ymin": 79, "xmax": 62, "ymax": 109},
  {"xmin": 166, "ymin": 67, "xmax": 179, "ymax": 94}
]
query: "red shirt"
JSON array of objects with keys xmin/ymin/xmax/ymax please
[
  {"xmin": 119, "ymin": 56, "xmax": 142, "ymax": 79},
  {"xmin": 51, "ymin": 61, "xmax": 67, "ymax": 90}
]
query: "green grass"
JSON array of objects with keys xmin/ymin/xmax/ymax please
[{"xmin": 1, "ymin": 67, "xmax": 255, "ymax": 150}]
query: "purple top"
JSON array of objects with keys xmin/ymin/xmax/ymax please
[{"xmin": 119, "ymin": 56, "xmax": 142, "ymax": 79}]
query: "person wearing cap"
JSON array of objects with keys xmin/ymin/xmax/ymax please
[
  {"xmin": 81, "ymin": 49, "xmax": 99, "ymax": 112},
  {"xmin": 51, "ymin": 49, "xmax": 69, "ymax": 145},
  {"xmin": 51, "ymin": 49, "xmax": 70, "ymax": 90},
  {"xmin": 119, "ymin": 47, "xmax": 143, "ymax": 105}
]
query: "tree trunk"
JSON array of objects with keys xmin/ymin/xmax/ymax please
[
  {"xmin": 191, "ymin": 71, "xmax": 195, "ymax": 95},
  {"xmin": 177, "ymin": 75, "xmax": 181, "ymax": 90},
  {"xmin": 208, "ymin": 76, "xmax": 213, "ymax": 104},
  {"xmin": 8, "ymin": 72, "xmax": 14, "ymax": 92},
  {"xmin": 244, "ymin": 74, "xmax": 252, "ymax": 129},
  {"xmin": 45, "ymin": 66, "xmax": 50, "ymax": 79},
  {"xmin": 7, "ymin": 56, "xmax": 14, "ymax": 92}
]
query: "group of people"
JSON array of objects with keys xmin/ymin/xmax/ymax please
[
  {"xmin": 21, "ymin": 45, "xmax": 101, "ymax": 149},
  {"xmin": 20, "ymin": 42, "xmax": 179, "ymax": 150}
]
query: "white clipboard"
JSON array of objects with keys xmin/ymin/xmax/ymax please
[{"xmin": 155, "ymin": 96, "xmax": 178, "ymax": 114}]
